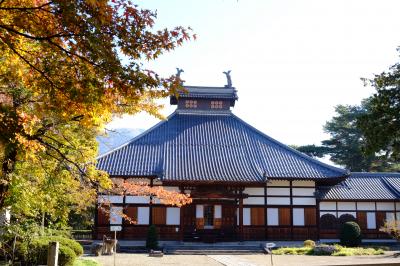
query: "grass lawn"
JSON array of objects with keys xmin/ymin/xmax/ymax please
[
  {"xmin": 272, "ymin": 245, "xmax": 385, "ymax": 256},
  {"xmin": 73, "ymin": 258, "xmax": 101, "ymax": 266}
]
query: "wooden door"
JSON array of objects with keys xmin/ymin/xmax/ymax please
[
  {"xmin": 221, "ymin": 205, "xmax": 236, "ymax": 228},
  {"xmin": 182, "ymin": 204, "xmax": 196, "ymax": 229}
]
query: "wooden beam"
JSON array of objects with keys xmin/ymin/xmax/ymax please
[
  {"xmin": 239, "ymin": 196, "xmax": 243, "ymax": 242},
  {"xmin": 179, "ymin": 186, "xmax": 184, "ymax": 241},
  {"xmin": 149, "ymin": 177, "xmax": 153, "ymax": 226}
]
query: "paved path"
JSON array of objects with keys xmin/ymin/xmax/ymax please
[
  {"xmin": 208, "ymin": 255, "xmax": 257, "ymax": 266},
  {"xmin": 85, "ymin": 252, "xmax": 400, "ymax": 266}
]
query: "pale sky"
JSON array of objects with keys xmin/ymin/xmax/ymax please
[{"xmin": 109, "ymin": 0, "xmax": 400, "ymax": 148}]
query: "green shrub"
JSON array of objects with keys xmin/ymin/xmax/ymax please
[
  {"xmin": 340, "ymin": 221, "xmax": 362, "ymax": 247},
  {"xmin": 146, "ymin": 225, "xmax": 159, "ymax": 250},
  {"xmin": 42, "ymin": 236, "xmax": 83, "ymax": 256},
  {"xmin": 272, "ymin": 247, "xmax": 313, "ymax": 255},
  {"xmin": 18, "ymin": 236, "xmax": 80, "ymax": 265},
  {"xmin": 59, "ymin": 245, "xmax": 77, "ymax": 266},
  {"xmin": 303, "ymin": 240, "xmax": 315, "ymax": 247}
]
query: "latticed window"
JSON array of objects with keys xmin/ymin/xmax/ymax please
[
  {"xmin": 210, "ymin": 101, "xmax": 223, "ymax": 109},
  {"xmin": 185, "ymin": 100, "xmax": 197, "ymax": 108}
]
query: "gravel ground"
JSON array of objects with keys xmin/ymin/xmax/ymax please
[{"xmin": 83, "ymin": 252, "xmax": 400, "ymax": 266}]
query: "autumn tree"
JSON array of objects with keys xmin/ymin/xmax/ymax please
[
  {"xmin": 0, "ymin": 0, "xmax": 194, "ymax": 211},
  {"xmin": 358, "ymin": 47, "xmax": 400, "ymax": 162}
]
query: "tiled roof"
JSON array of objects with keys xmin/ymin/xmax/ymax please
[
  {"xmin": 317, "ymin": 172, "xmax": 400, "ymax": 200},
  {"xmin": 97, "ymin": 110, "xmax": 347, "ymax": 182}
]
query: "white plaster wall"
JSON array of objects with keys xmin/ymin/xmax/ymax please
[
  {"xmin": 125, "ymin": 196, "xmax": 150, "ymax": 204},
  {"xmin": 320, "ymin": 211, "xmax": 337, "ymax": 217},
  {"xmin": 214, "ymin": 205, "xmax": 222, "ymax": 218},
  {"xmin": 110, "ymin": 207, "xmax": 123, "ymax": 224},
  {"xmin": 292, "ymin": 180, "xmax": 315, "ymax": 187},
  {"xmin": 244, "ymin": 187, "xmax": 264, "ymax": 196},
  {"xmin": 367, "ymin": 212, "xmax": 376, "ymax": 229},
  {"xmin": 320, "ymin": 202, "xmax": 336, "ymax": 210},
  {"xmin": 137, "ymin": 207, "xmax": 149, "ymax": 225},
  {"xmin": 292, "ymin": 188, "xmax": 315, "ymax": 196},
  {"xmin": 196, "ymin": 205, "xmax": 204, "ymax": 218},
  {"xmin": 267, "ymin": 208, "xmax": 279, "ymax": 225},
  {"xmin": 267, "ymin": 197, "xmax": 290, "ymax": 205},
  {"xmin": 293, "ymin": 208, "xmax": 305, "ymax": 226},
  {"xmin": 98, "ymin": 195, "xmax": 123, "ymax": 204},
  {"xmin": 243, "ymin": 208, "xmax": 251, "ymax": 226},
  {"xmin": 357, "ymin": 202, "xmax": 375, "ymax": 211},
  {"xmin": 377, "ymin": 202, "xmax": 395, "ymax": 211},
  {"xmin": 267, "ymin": 187, "xmax": 290, "ymax": 196},
  {"xmin": 338, "ymin": 211, "xmax": 356, "ymax": 217},
  {"xmin": 244, "ymin": 197, "xmax": 264, "ymax": 205},
  {"xmin": 126, "ymin": 177, "xmax": 151, "ymax": 184},
  {"xmin": 386, "ymin": 212, "xmax": 395, "ymax": 221},
  {"xmin": 163, "ymin": 186, "xmax": 180, "ymax": 192},
  {"xmin": 337, "ymin": 202, "xmax": 356, "ymax": 210},
  {"xmin": 292, "ymin": 197, "xmax": 316, "ymax": 205},
  {"xmin": 267, "ymin": 180, "xmax": 290, "ymax": 187},
  {"xmin": 396, "ymin": 203, "xmax": 400, "ymax": 210},
  {"xmin": 166, "ymin": 207, "xmax": 180, "ymax": 225}
]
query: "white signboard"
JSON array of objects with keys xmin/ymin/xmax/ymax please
[{"xmin": 110, "ymin": 225, "xmax": 122, "ymax": 232}]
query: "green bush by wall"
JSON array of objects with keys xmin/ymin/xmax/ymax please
[{"xmin": 340, "ymin": 221, "xmax": 362, "ymax": 247}]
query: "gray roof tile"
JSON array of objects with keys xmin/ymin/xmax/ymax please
[
  {"xmin": 97, "ymin": 110, "xmax": 347, "ymax": 182},
  {"xmin": 317, "ymin": 172, "xmax": 400, "ymax": 200}
]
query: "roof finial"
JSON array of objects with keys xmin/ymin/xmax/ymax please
[
  {"xmin": 176, "ymin": 68, "xmax": 184, "ymax": 85},
  {"xmin": 176, "ymin": 68, "xmax": 184, "ymax": 78},
  {"xmin": 223, "ymin": 70, "xmax": 232, "ymax": 87}
]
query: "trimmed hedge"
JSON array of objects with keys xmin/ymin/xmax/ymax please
[
  {"xmin": 146, "ymin": 225, "xmax": 159, "ymax": 250},
  {"xmin": 59, "ymin": 245, "xmax": 77, "ymax": 266},
  {"xmin": 18, "ymin": 236, "xmax": 81, "ymax": 266},
  {"xmin": 42, "ymin": 236, "xmax": 83, "ymax": 256},
  {"xmin": 303, "ymin": 240, "xmax": 315, "ymax": 248},
  {"xmin": 340, "ymin": 221, "xmax": 362, "ymax": 247}
]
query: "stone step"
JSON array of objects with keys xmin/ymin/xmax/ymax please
[
  {"xmin": 165, "ymin": 249, "xmax": 263, "ymax": 255},
  {"xmin": 164, "ymin": 244, "xmax": 263, "ymax": 255}
]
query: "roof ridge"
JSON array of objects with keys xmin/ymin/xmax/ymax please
[
  {"xmin": 230, "ymin": 113, "xmax": 349, "ymax": 177},
  {"xmin": 351, "ymin": 172, "xmax": 400, "ymax": 176},
  {"xmin": 380, "ymin": 177, "xmax": 400, "ymax": 198}
]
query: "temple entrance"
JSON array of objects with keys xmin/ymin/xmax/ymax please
[
  {"xmin": 180, "ymin": 185, "xmax": 247, "ymax": 242},
  {"xmin": 182, "ymin": 201, "xmax": 237, "ymax": 242}
]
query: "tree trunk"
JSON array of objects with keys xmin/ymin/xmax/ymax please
[{"xmin": 0, "ymin": 146, "xmax": 17, "ymax": 210}]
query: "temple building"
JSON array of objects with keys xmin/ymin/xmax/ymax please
[{"xmin": 95, "ymin": 78, "xmax": 400, "ymax": 242}]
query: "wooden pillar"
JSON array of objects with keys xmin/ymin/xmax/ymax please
[
  {"xmin": 316, "ymin": 198, "xmax": 320, "ymax": 240},
  {"xmin": 239, "ymin": 196, "xmax": 243, "ymax": 242},
  {"xmin": 149, "ymin": 177, "xmax": 154, "ymax": 226},
  {"xmin": 289, "ymin": 181, "xmax": 293, "ymax": 240},
  {"xmin": 179, "ymin": 186, "xmax": 185, "ymax": 241},
  {"xmin": 264, "ymin": 185, "xmax": 268, "ymax": 240},
  {"xmin": 47, "ymin": 241, "xmax": 59, "ymax": 266},
  {"xmin": 122, "ymin": 181, "xmax": 127, "ymax": 239}
]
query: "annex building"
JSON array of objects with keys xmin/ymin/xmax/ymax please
[{"xmin": 96, "ymin": 80, "xmax": 400, "ymax": 242}]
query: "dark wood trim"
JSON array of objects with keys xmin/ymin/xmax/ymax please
[
  {"xmin": 179, "ymin": 186, "xmax": 184, "ymax": 241},
  {"xmin": 149, "ymin": 177, "xmax": 154, "ymax": 226},
  {"xmin": 264, "ymin": 185, "xmax": 268, "ymax": 239},
  {"xmin": 122, "ymin": 187, "xmax": 127, "ymax": 238},
  {"xmin": 289, "ymin": 181, "xmax": 293, "ymax": 239},
  {"xmin": 239, "ymin": 193, "xmax": 243, "ymax": 242}
]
